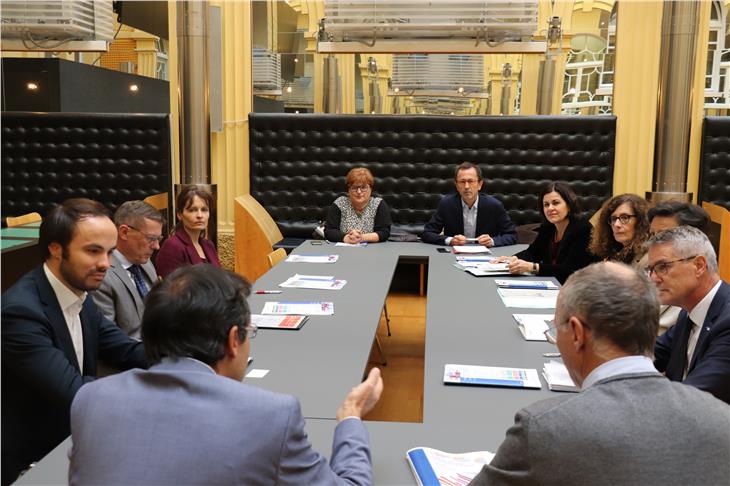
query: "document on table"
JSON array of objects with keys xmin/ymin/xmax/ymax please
[
  {"xmin": 279, "ymin": 274, "xmax": 347, "ymax": 290},
  {"xmin": 452, "ymin": 245, "xmax": 491, "ymax": 254},
  {"xmin": 443, "ymin": 364, "xmax": 542, "ymax": 389},
  {"xmin": 458, "ymin": 262, "xmax": 511, "ymax": 277},
  {"xmin": 285, "ymin": 254, "xmax": 339, "ymax": 263},
  {"xmin": 512, "ymin": 314, "xmax": 553, "ymax": 341},
  {"xmin": 455, "ymin": 256, "xmax": 497, "ymax": 263},
  {"xmin": 495, "ymin": 279, "xmax": 559, "ymax": 290},
  {"xmin": 406, "ymin": 447, "xmax": 495, "ymax": 486},
  {"xmin": 335, "ymin": 242, "xmax": 367, "ymax": 247},
  {"xmin": 497, "ymin": 287, "xmax": 558, "ymax": 308},
  {"xmin": 261, "ymin": 301, "xmax": 334, "ymax": 316},
  {"xmin": 543, "ymin": 360, "xmax": 579, "ymax": 392},
  {"xmin": 251, "ymin": 314, "xmax": 309, "ymax": 330}
]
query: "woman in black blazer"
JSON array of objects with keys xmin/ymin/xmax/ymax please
[{"xmin": 496, "ymin": 181, "xmax": 597, "ymax": 284}]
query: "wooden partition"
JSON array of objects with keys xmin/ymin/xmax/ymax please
[
  {"xmin": 703, "ymin": 202, "xmax": 730, "ymax": 282},
  {"xmin": 234, "ymin": 195, "xmax": 284, "ymax": 282}
]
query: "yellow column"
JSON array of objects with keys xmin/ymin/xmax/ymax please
[
  {"xmin": 686, "ymin": 1, "xmax": 712, "ymax": 202},
  {"xmin": 337, "ymin": 54, "xmax": 356, "ymax": 114},
  {"xmin": 612, "ymin": 0, "xmax": 663, "ymax": 196},
  {"xmin": 135, "ymin": 38, "xmax": 158, "ymax": 78},
  {"xmin": 519, "ymin": 55, "xmax": 541, "ymax": 115},
  {"xmin": 210, "ymin": 0, "xmax": 252, "ymax": 233},
  {"xmin": 167, "ymin": 0, "xmax": 180, "ymax": 186}
]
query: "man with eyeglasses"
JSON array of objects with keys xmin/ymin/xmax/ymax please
[
  {"xmin": 471, "ymin": 262, "xmax": 730, "ymax": 485},
  {"xmin": 70, "ymin": 265, "xmax": 383, "ymax": 485},
  {"xmin": 422, "ymin": 162, "xmax": 516, "ymax": 247},
  {"xmin": 91, "ymin": 200, "xmax": 164, "ymax": 338},
  {"xmin": 647, "ymin": 226, "xmax": 730, "ymax": 404}
]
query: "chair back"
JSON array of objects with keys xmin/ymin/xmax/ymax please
[
  {"xmin": 6, "ymin": 212, "xmax": 42, "ymax": 227},
  {"xmin": 267, "ymin": 248, "xmax": 287, "ymax": 269}
]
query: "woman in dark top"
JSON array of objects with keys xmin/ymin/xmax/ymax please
[
  {"xmin": 325, "ymin": 167, "xmax": 392, "ymax": 243},
  {"xmin": 155, "ymin": 185, "xmax": 221, "ymax": 278},
  {"xmin": 496, "ymin": 181, "xmax": 597, "ymax": 284},
  {"xmin": 590, "ymin": 193, "xmax": 650, "ymax": 267}
]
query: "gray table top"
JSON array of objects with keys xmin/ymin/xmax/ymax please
[{"xmin": 19, "ymin": 241, "xmax": 563, "ymax": 485}]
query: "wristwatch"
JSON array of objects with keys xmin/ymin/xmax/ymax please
[{"xmin": 532, "ymin": 262, "xmax": 538, "ymax": 273}]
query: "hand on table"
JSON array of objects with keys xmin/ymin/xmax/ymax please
[
  {"xmin": 508, "ymin": 258, "xmax": 534, "ymax": 274},
  {"xmin": 336, "ymin": 368, "xmax": 384, "ymax": 421},
  {"xmin": 344, "ymin": 230, "xmax": 363, "ymax": 244},
  {"xmin": 477, "ymin": 234, "xmax": 494, "ymax": 247},
  {"xmin": 451, "ymin": 235, "xmax": 467, "ymax": 246}
]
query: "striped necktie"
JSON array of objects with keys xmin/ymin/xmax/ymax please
[{"xmin": 129, "ymin": 264, "xmax": 149, "ymax": 299}]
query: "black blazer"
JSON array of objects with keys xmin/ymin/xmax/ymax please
[
  {"xmin": 1, "ymin": 266, "xmax": 146, "ymax": 483},
  {"xmin": 515, "ymin": 218, "xmax": 598, "ymax": 284},
  {"xmin": 422, "ymin": 193, "xmax": 517, "ymax": 246},
  {"xmin": 654, "ymin": 281, "xmax": 730, "ymax": 404}
]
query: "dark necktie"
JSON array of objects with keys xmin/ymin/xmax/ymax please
[
  {"xmin": 129, "ymin": 265, "xmax": 149, "ymax": 299},
  {"xmin": 665, "ymin": 316, "xmax": 694, "ymax": 381}
]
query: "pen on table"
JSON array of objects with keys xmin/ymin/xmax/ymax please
[
  {"xmin": 256, "ymin": 290, "xmax": 282, "ymax": 294},
  {"xmin": 542, "ymin": 352, "xmax": 561, "ymax": 357}
]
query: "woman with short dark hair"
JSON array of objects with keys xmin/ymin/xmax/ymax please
[
  {"xmin": 496, "ymin": 181, "xmax": 597, "ymax": 283},
  {"xmin": 324, "ymin": 167, "xmax": 392, "ymax": 243}
]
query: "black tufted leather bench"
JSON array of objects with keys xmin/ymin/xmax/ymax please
[
  {"xmin": 249, "ymin": 114, "xmax": 616, "ymax": 246},
  {"xmin": 1, "ymin": 112, "xmax": 172, "ymax": 220},
  {"xmin": 700, "ymin": 117, "xmax": 730, "ymax": 211}
]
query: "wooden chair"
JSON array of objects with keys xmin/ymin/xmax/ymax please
[
  {"xmin": 6, "ymin": 212, "xmax": 42, "ymax": 227},
  {"xmin": 702, "ymin": 202, "xmax": 730, "ymax": 282},
  {"xmin": 267, "ymin": 248, "xmax": 287, "ymax": 269},
  {"xmin": 143, "ymin": 192, "xmax": 168, "ymax": 210},
  {"xmin": 234, "ymin": 195, "xmax": 284, "ymax": 282}
]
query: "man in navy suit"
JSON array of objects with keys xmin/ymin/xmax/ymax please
[
  {"xmin": 69, "ymin": 264, "xmax": 383, "ymax": 485},
  {"xmin": 1, "ymin": 199, "xmax": 146, "ymax": 485},
  {"xmin": 421, "ymin": 162, "xmax": 516, "ymax": 247},
  {"xmin": 648, "ymin": 226, "xmax": 730, "ymax": 404}
]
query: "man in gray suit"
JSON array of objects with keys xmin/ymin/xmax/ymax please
[
  {"xmin": 69, "ymin": 264, "xmax": 383, "ymax": 485},
  {"xmin": 91, "ymin": 200, "xmax": 163, "ymax": 338},
  {"xmin": 471, "ymin": 262, "xmax": 730, "ymax": 486}
]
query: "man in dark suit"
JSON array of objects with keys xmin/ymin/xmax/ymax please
[
  {"xmin": 1, "ymin": 198, "xmax": 147, "ymax": 485},
  {"xmin": 421, "ymin": 162, "xmax": 516, "ymax": 247},
  {"xmin": 471, "ymin": 262, "xmax": 730, "ymax": 485},
  {"xmin": 91, "ymin": 200, "xmax": 163, "ymax": 338},
  {"xmin": 648, "ymin": 226, "xmax": 730, "ymax": 403},
  {"xmin": 69, "ymin": 264, "xmax": 383, "ymax": 485}
]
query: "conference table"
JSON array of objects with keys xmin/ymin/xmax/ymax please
[{"xmin": 19, "ymin": 241, "xmax": 562, "ymax": 485}]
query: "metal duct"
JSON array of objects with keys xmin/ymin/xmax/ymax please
[
  {"xmin": 537, "ymin": 55, "xmax": 556, "ymax": 115},
  {"xmin": 649, "ymin": 1, "xmax": 700, "ymax": 203},
  {"xmin": 177, "ymin": 0, "xmax": 210, "ymax": 184},
  {"xmin": 323, "ymin": 55, "xmax": 340, "ymax": 113}
]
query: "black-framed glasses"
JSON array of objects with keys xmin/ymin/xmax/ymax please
[
  {"xmin": 244, "ymin": 324, "xmax": 258, "ymax": 340},
  {"xmin": 126, "ymin": 225, "xmax": 164, "ymax": 244},
  {"xmin": 349, "ymin": 185, "xmax": 371, "ymax": 193},
  {"xmin": 644, "ymin": 256, "xmax": 697, "ymax": 277},
  {"xmin": 608, "ymin": 214, "xmax": 636, "ymax": 225}
]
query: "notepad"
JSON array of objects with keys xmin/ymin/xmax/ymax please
[
  {"xmin": 406, "ymin": 447, "xmax": 495, "ymax": 486},
  {"xmin": 512, "ymin": 314, "xmax": 553, "ymax": 341},
  {"xmin": 542, "ymin": 360, "xmax": 579, "ymax": 392},
  {"xmin": 279, "ymin": 274, "xmax": 347, "ymax": 290},
  {"xmin": 285, "ymin": 254, "xmax": 339, "ymax": 263},
  {"xmin": 335, "ymin": 242, "xmax": 367, "ymax": 247},
  {"xmin": 261, "ymin": 302, "xmax": 334, "ymax": 316},
  {"xmin": 495, "ymin": 279, "xmax": 559, "ymax": 290},
  {"xmin": 251, "ymin": 314, "xmax": 309, "ymax": 330},
  {"xmin": 452, "ymin": 245, "xmax": 491, "ymax": 254},
  {"xmin": 443, "ymin": 364, "xmax": 542, "ymax": 389},
  {"xmin": 497, "ymin": 288, "xmax": 558, "ymax": 309}
]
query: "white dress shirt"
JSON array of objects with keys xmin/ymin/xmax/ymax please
[
  {"xmin": 684, "ymin": 279, "xmax": 722, "ymax": 378},
  {"xmin": 43, "ymin": 263, "xmax": 85, "ymax": 370},
  {"xmin": 582, "ymin": 355, "xmax": 658, "ymax": 390}
]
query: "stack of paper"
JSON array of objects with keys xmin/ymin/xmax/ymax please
[
  {"xmin": 496, "ymin": 279, "xmax": 559, "ymax": 290},
  {"xmin": 285, "ymin": 254, "xmax": 339, "ymax": 263},
  {"xmin": 542, "ymin": 360, "xmax": 579, "ymax": 392},
  {"xmin": 251, "ymin": 314, "xmax": 309, "ymax": 330},
  {"xmin": 497, "ymin": 287, "xmax": 558, "ymax": 308},
  {"xmin": 335, "ymin": 242, "xmax": 367, "ymax": 247},
  {"xmin": 279, "ymin": 274, "xmax": 347, "ymax": 290},
  {"xmin": 452, "ymin": 245, "xmax": 491, "ymax": 254},
  {"xmin": 261, "ymin": 302, "xmax": 334, "ymax": 316},
  {"xmin": 512, "ymin": 314, "xmax": 553, "ymax": 341},
  {"xmin": 443, "ymin": 364, "xmax": 542, "ymax": 389},
  {"xmin": 406, "ymin": 447, "xmax": 495, "ymax": 486}
]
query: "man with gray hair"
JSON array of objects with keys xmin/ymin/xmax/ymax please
[
  {"xmin": 647, "ymin": 225, "xmax": 730, "ymax": 403},
  {"xmin": 91, "ymin": 200, "xmax": 164, "ymax": 338},
  {"xmin": 470, "ymin": 262, "xmax": 730, "ymax": 485}
]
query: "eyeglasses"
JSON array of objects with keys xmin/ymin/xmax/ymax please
[
  {"xmin": 349, "ymin": 185, "xmax": 371, "ymax": 193},
  {"xmin": 456, "ymin": 179, "xmax": 479, "ymax": 186},
  {"xmin": 244, "ymin": 324, "xmax": 258, "ymax": 340},
  {"xmin": 126, "ymin": 225, "xmax": 164, "ymax": 244},
  {"xmin": 544, "ymin": 323, "xmax": 557, "ymax": 345},
  {"xmin": 644, "ymin": 256, "xmax": 697, "ymax": 277},
  {"xmin": 608, "ymin": 214, "xmax": 636, "ymax": 226}
]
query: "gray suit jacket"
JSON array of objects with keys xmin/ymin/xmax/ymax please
[
  {"xmin": 69, "ymin": 358, "xmax": 372, "ymax": 485},
  {"xmin": 91, "ymin": 252, "xmax": 157, "ymax": 338},
  {"xmin": 471, "ymin": 372, "xmax": 730, "ymax": 486}
]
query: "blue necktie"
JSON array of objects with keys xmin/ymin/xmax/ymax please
[{"xmin": 129, "ymin": 265, "xmax": 149, "ymax": 299}]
